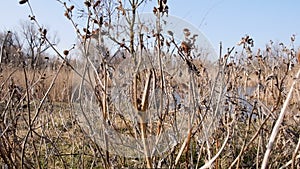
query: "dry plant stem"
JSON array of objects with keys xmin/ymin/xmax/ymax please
[
  {"xmin": 80, "ymin": 7, "xmax": 111, "ymax": 166},
  {"xmin": 229, "ymin": 102, "xmax": 257, "ymax": 168},
  {"xmin": 102, "ymin": 63, "xmax": 110, "ymax": 168},
  {"xmin": 156, "ymin": 7, "xmax": 164, "ymax": 107},
  {"xmin": 154, "ymin": 4, "xmax": 165, "ymax": 141},
  {"xmin": 204, "ymin": 48, "xmax": 232, "ymax": 160},
  {"xmin": 195, "ymin": 140, "xmax": 205, "ymax": 168},
  {"xmin": 291, "ymin": 135, "xmax": 300, "ymax": 169},
  {"xmin": 280, "ymin": 155, "xmax": 300, "ymax": 169},
  {"xmin": 23, "ymin": 68, "xmax": 42, "ymax": 169},
  {"xmin": 200, "ymin": 124, "xmax": 230, "ymax": 169},
  {"xmin": 261, "ymin": 67, "xmax": 300, "ymax": 169},
  {"xmin": 174, "ymin": 127, "xmax": 193, "ymax": 166},
  {"xmin": 186, "ymin": 73, "xmax": 198, "ymax": 167},
  {"xmin": 77, "ymin": 26, "xmax": 102, "ymax": 149},
  {"xmin": 185, "ymin": 127, "xmax": 192, "ymax": 168},
  {"xmin": 21, "ymin": 62, "xmax": 64, "ymax": 169},
  {"xmin": 257, "ymin": 134, "xmax": 261, "ymax": 169},
  {"xmin": 23, "ymin": 67, "xmax": 32, "ymax": 132},
  {"xmin": 139, "ymin": 70, "xmax": 153, "ymax": 168},
  {"xmin": 78, "ymin": 6, "xmax": 110, "ymax": 167},
  {"xmin": 129, "ymin": 0, "xmax": 137, "ymax": 59}
]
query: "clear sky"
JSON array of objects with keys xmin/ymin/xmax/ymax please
[{"xmin": 1, "ymin": 0, "xmax": 300, "ymax": 55}]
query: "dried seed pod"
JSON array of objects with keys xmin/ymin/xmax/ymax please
[
  {"xmin": 247, "ymin": 37, "xmax": 254, "ymax": 46},
  {"xmin": 82, "ymin": 34, "xmax": 91, "ymax": 40},
  {"xmin": 167, "ymin": 30, "xmax": 173, "ymax": 36},
  {"xmin": 153, "ymin": 7, "xmax": 158, "ymax": 14},
  {"xmin": 29, "ymin": 15, "xmax": 35, "ymax": 21},
  {"xmin": 43, "ymin": 29, "xmax": 47, "ymax": 37},
  {"xmin": 164, "ymin": 5, "xmax": 169, "ymax": 15},
  {"xmin": 93, "ymin": 0, "xmax": 101, "ymax": 9},
  {"xmin": 92, "ymin": 19, "xmax": 98, "ymax": 24},
  {"xmin": 63, "ymin": 50, "xmax": 69, "ymax": 56},
  {"xmin": 158, "ymin": 5, "xmax": 163, "ymax": 12},
  {"xmin": 84, "ymin": 1, "xmax": 91, "ymax": 7},
  {"xmin": 166, "ymin": 40, "xmax": 170, "ymax": 47},
  {"xmin": 64, "ymin": 11, "xmax": 71, "ymax": 19},
  {"xmin": 291, "ymin": 34, "xmax": 296, "ymax": 42},
  {"xmin": 183, "ymin": 28, "xmax": 190, "ymax": 37},
  {"xmin": 180, "ymin": 41, "xmax": 191, "ymax": 55},
  {"xmin": 19, "ymin": 0, "xmax": 28, "ymax": 4},
  {"xmin": 83, "ymin": 28, "xmax": 91, "ymax": 34},
  {"xmin": 99, "ymin": 16, "xmax": 103, "ymax": 26},
  {"xmin": 66, "ymin": 5, "xmax": 75, "ymax": 12}
]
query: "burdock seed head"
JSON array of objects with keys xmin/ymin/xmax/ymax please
[{"xmin": 19, "ymin": 0, "xmax": 28, "ymax": 5}]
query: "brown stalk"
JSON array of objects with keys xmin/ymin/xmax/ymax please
[
  {"xmin": 139, "ymin": 70, "xmax": 153, "ymax": 168},
  {"xmin": 175, "ymin": 128, "xmax": 193, "ymax": 166},
  {"xmin": 102, "ymin": 63, "xmax": 110, "ymax": 168}
]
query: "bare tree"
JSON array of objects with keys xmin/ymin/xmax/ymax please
[
  {"xmin": 20, "ymin": 21, "xmax": 59, "ymax": 68},
  {"xmin": 0, "ymin": 30, "xmax": 29, "ymax": 68}
]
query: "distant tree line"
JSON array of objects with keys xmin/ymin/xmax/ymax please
[{"xmin": 0, "ymin": 21, "xmax": 59, "ymax": 69}]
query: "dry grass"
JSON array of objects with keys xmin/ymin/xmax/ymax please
[
  {"xmin": 0, "ymin": 65, "xmax": 73, "ymax": 102},
  {"xmin": 1, "ymin": 42, "xmax": 300, "ymax": 168},
  {"xmin": 2, "ymin": 0, "xmax": 300, "ymax": 168}
]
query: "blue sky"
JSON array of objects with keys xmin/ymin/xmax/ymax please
[{"xmin": 1, "ymin": 0, "xmax": 300, "ymax": 55}]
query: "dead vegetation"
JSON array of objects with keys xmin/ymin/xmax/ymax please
[{"xmin": 1, "ymin": 0, "xmax": 300, "ymax": 168}]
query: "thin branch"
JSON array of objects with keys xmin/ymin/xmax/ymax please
[{"xmin": 200, "ymin": 124, "xmax": 230, "ymax": 169}]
